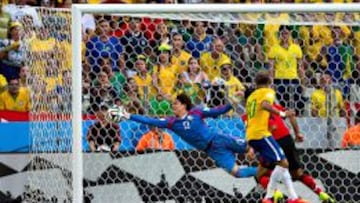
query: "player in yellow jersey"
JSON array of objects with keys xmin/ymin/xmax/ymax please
[{"xmin": 246, "ymin": 71, "xmax": 308, "ymax": 203}]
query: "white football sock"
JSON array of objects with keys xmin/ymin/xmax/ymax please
[
  {"xmin": 264, "ymin": 166, "xmax": 282, "ymax": 199},
  {"xmin": 278, "ymin": 165, "xmax": 298, "ymax": 200}
]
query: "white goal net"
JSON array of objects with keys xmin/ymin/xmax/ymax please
[{"xmin": 18, "ymin": 4, "xmax": 360, "ymax": 203}]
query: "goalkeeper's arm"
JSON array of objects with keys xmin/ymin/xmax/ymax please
[
  {"xmin": 225, "ymin": 93, "xmax": 246, "ymax": 116},
  {"xmin": 200, "ymin": 104, "xmax": 233, "ymax": 118},
  {"xmin": 121, "ymin": 110, "xmax": 169, "ymax": 128}
]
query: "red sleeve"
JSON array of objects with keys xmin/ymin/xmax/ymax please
[
  {"xmin": 268, "ymin": 115, "xmax": 280, "ymax": 133},
  {"xmin": 241, "ymin": 114, "xmax": 247, "ymax": 122},
  {"xmin": 268, "ymin": 115, "xmax": 276, "ymax": 127}
]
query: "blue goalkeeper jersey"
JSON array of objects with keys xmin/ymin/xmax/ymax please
[{"xmin": 129, "ymin": 104, "xmax": 233, "ymax": 150}]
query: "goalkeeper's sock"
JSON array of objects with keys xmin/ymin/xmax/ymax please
[
  {"xmin": 300, "ymin": 174, "xmax": 322, "ymax": 194},
  {"xmin": 235, "ymin": 166, "xmax": 257, "ymax": 178}
]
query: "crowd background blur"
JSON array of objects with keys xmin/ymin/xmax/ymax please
[{"xmin": 0, "ymin": 0, "xmax": 359, "ymax": 132}]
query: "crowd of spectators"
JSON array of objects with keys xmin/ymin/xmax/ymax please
[
  {"xmin": 0, "ymin": 1, "xmax": 359, "ymax": 150},
  {"xmin": 0, "ymin": 1, "xmax": 359, "ymax": 115},
  {"xmin": 80, "ymin": 14, "xmax": 359, "ymax": 119}
]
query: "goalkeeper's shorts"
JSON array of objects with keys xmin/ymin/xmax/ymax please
[{"xmin": 205, "ymin": 134, "xmax": 247, "ymax": 173}]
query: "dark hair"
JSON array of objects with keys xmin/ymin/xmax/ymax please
[
  {"xmin": 100, "ymin": 105, "xmax": 108, "ymax": 111},
  {"xmin": 356, "ymin": 110, "xmax": 360, "ymax": 124},
  {"xmin": 279, "ymin": 25, "xmax": 292, "ymax": 32},
  {"xmin": 187, "ymin": 56, "xmax": 198, "ymax": 64},
  {"xmin": 191, "ymin": 21, "xmax": 208, "ymax": 27},
  {"xmin": 97, "ymin": 19, "xmax": 109, "ymax": 25},
  {"xmin": 91, "ymin": 104, "xmax": 108, "ymax": 113},
  {"xmin": 255, "ymin": 70, "xmax": 271, "ymax": 86},
  {"xmin": 62, "ymin": 69, "xmax": 71, "ymax": 77},
  {"xmin": 244, "ymin": 86, "xmax": 256, "ymax": 101},
  {"xmin": 324, "ymin": 70, "xmax": 332, "ymax": 77},
  {"xmin": 187, "ymin": 57, "xmax": 200, "ymax": 73},
  {"xmin": 176, "ymin": 93, "xmax": 193, "ymax": 111},
  {"xmin": 8, "ymin": 77, "xmax": 20, "ymax": 83},
  {"xmin": 171, "ymin": 32, "xmax": 182, "ymax": 39}
]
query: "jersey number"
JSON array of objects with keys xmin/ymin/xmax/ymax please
[
  {"xmin": 247, "ymin": 100, "xmax": 257, "ymax": 119},
  {"xmin": 183, "ymin": 121, "xmax": 191, "ymax": 130}
]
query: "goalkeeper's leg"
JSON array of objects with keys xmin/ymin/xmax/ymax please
[
  {"xmin": 205, "ymin": 134, "xmax": 258, "ymax": 178},
  {"xmin": 206, "ymin": 147, "xmax": 258, "ymax": 178}
]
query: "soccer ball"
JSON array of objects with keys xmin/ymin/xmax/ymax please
[{"xmin": 106, "ymin": 105, "xmax": 125, "ymax": 123}]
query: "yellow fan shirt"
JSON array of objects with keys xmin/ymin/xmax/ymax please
[
  {"xmin": 200, "ymin": 52, "xmax": 231, "ymax": 81},
  {"xmin": 268, "ymin": 43, "xmax": 303, "ymax": 79},
  {"xmin": 133, "ymin": 73, "xmax": 156, "ymax": 99},
  {"xmin": 29, "ymin": 37, "xmax": 57, "ymax": 76},
  {"xmin": 263, "ymin": 13, "xmax": 290, "ymax": 56},
  {"xmin": 0, "ymin": 87, "xmax": 31, "ymax": 112},
  {"xmin": 171, "ymin": 50, "xmax": 192, "ymax": 75},
  {"xmin": 224, "ymin": 75, "xmax": 245, "ymax": 99},
  {"xmin": 153, "ymin": 63, "xmax": 178, "ymax": 96},
  {"xmin": 311, "ymin": 88, "xmax": 344, "ymax": 118}
]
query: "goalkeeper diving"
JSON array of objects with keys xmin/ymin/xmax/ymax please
[{"xmin": 113, "ymin": 93, "xmax": 257, "ymax": 178}]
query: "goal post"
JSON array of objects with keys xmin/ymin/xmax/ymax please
[
  {"xmin": 69, "ymin": 4, "xmax": 360, "ymax": 203},
  {"xmin": 71, "ymin": 6, "xmax": 84, "ymax": 203}
]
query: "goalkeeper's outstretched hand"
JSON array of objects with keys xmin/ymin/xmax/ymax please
[
  {"xmin": 107, "ymin": 105, "xmax": 131, "ymax": 123},
  {"xmin": 119, "ymin": 107, "xmax": 130, "ymax": 120}
]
